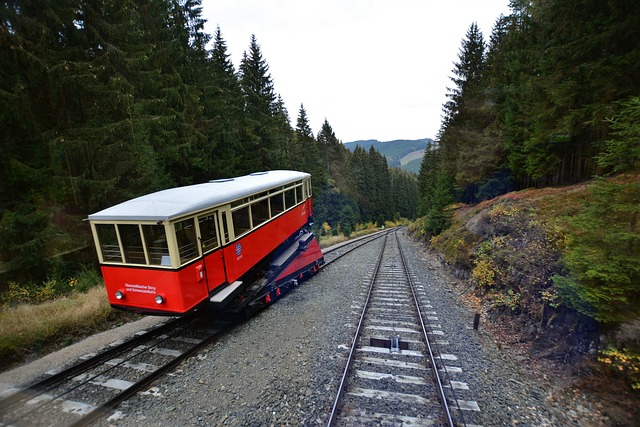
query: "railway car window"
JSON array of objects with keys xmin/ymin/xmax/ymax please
[
  {"xmin": 96, "ymin": 224, "xmax": 121, "ymax": 262},
  {"xmin": 142, "ymin": 225, "xmax": 170, "ymax": 266},
  {"xmin": 198, "ymin": 214, "xmax": 219, "ymax": 253},
  {"xmin": 271, "ymin": 192, "xmax": 284, "ymax": 215},
  {"xmin": 251, "ymin": 198, "xmax": 270, "ymax": 227},
  {"xmin": 119, "ymin": 224, "xmax": 146, "ymax": 264},
  {"xmin": 252, "ymin": 191, "xmax": 268, "ymax": 201},
  {"xmin": 284, "ymin": 189, "xmax": 296, "ymax": 209},
  {"xmin": 295, "ymin": 185, "xmax": 303, "ymax": 203},
  {"xmin": 231, "ymin": 197, "xmax": 249, "ymax": 208},
  {"xmin": 175, "ymin": 218, "xmax": 198, "ymax": 264},
  {"xmin": 232, "ymin": 206, "xmax": 251, "ymax": 237}
]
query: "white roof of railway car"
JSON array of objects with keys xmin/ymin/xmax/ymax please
[{"xmin": 88, "ymin": 170, "xmax": 310, "ymax": 222}]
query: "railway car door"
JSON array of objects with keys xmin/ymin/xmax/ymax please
[
  {"xmin": 218, "ymin": 208, "xmax": 233, "ymax": 245},
  {"xmin": 197, "ymin": 211, "xmax": 226, "ymax": 294},
  {"xmin": 217, "ymin": 207, "xmax": 240, "ymax": 283}
]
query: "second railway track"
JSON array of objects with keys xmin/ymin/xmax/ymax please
[{"xmin": 0, "ymin": 312, "xmax": 234, "ymax": 427}]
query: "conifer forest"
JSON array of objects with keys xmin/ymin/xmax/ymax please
[{"xmin": 0, "ymin": 0, "xmax": 418, "ymax": 284}]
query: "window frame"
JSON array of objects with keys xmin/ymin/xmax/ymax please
[{"xmin": 91, "ymin": 221, "xmax": 174, "ymax": 267}]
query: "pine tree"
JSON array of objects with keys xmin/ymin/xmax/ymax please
[
  {"xmin": 439, "ymin": 22, "xmax": 497, "ymax": 203},
  {"xmin": 204, "ymin": 26, "xmax": 244, "ymax": 178},
  {"xmin": 294, "ymin": 104, "xmax": 326, "ymax": 191},
  {"xmin": 239, "ymin": 35, "xmax": 280, "ymax": 172}
]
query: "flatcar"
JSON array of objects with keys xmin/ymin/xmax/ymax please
[{"xmin": 88, "ymin": 170, "xmax": 324, "ymax": 315}]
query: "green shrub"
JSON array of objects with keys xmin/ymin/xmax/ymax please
[
  {"xmin": 598, "ymin": 97, "xmax": 640, "ymax": 173},
  {"xmin": 74, "ymin": 268, "xmax": 103, "ymax": 293},
  {"xmin": 494, "ymin": 289, "xmax": 522, "ymax": 311},
  {"xmin": 2, "ymin": 268, "xmax": 103, "ymax": 307},
  {"xmin": 553, "ymin": 178, "xmax": 640, "ymax": 324}
]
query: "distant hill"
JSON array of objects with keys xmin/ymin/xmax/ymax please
[{"xmin": 344, "ymin": 138, "xmax": 434, "ymax": 173}]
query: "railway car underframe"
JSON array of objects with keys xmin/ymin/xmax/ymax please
[{"xmin": 214, "ymin": 226, "xmax": 324, "ymax": 316}]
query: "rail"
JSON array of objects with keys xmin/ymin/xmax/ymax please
[{"xmin": 327, "ymin": 229, "xmax": 456, "ymax": 426}]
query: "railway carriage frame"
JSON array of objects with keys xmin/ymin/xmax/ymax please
[{"xmin": 88, "ymin": 170, "xmax": 324, "ymax": 315}]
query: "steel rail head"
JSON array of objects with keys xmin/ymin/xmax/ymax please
[
  {"xmin": 320, "ymin": 229, "xmax": 391, "ymax": 269},
  {"xmin": 395, "ymin": 231, "xmax": 458, "ymax": 427},
  {"xmin": 326, "ymin": 232, "xmax": 389, "ymax": 426},
  {"xmin": 0, "ymin": 312, "xmax": 213, "ymax": 427}
]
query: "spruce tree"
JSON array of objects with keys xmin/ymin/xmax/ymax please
[
  {"xmin": 498, "ymin": 0, "xmax": 640, "ymax": 185},
  {"xmin": 390, "ymin": 168, "xmax": 418, "ymax": 220},
  {"xmin": 271, "ymin": 94, "xmax": 293, "ymax": 169},
  {"xmin": 239, "ymin": 35, "xmax": 280, "ymax": 172},
  {"xmin": 439, "ymin": 22, "xmax": 493, "ymax": 202},
  {"xmin": 0, "ymin": 0, "xmax": 65, "ymax": 280},
  {"xmin": 350, "ymin": 145, "xmax": 373, "ymax": 221},
  {"xmin": 205, "ymin": 26, "xmax": 244, "ymax": 178},
  {"xmin": 294, "ymin": 104, "xmax": 326, "ymax": 191}
]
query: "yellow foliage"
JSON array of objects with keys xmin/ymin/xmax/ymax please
[
  {"xmin": 321, "ymin": 222, "xmax": 331, "ymax": 235},
  {"xmin": 488, "ymin": 203, "xmax": 520, "ymax": 219},
  {"xmin": 472, "ymin": 257, "xmax": 497, "ymax": 287},
  {"xmin": 599, "ymin": 347, "xmax": 640, "ymax": 390}
]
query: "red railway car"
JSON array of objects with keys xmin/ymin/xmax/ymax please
[{"xmin": 88, "ymin": 171, "xmax": 324, "ymax": 315}]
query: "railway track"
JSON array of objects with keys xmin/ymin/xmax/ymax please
[
  {"xmin": 327, "ymin": 230, "xmax": 473, "ymax": 426},
  {"xmin": 321, "ymin": 229, "xmax": 390, "ymax": 266},
  {"xmin": 0, "ymin": 312, "xmax": 233, "ymax": 427}
]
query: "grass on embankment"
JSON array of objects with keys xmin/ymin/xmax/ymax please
[
  {"xmin": 317, "ymin": 220, "xmax": 406, "ymax": 248},
  {"xmin": 0, "ymin": 286, "xmax": 137, "ymax": 371}
]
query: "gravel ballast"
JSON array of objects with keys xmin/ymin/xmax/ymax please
[{"xmin": 1, "ymin": 231, "xmax": 610, "ymax": 426}]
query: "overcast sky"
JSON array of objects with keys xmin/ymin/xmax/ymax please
[{"xmin": 201, "ymin": 0, "xmax": 511, "ymax": 143}]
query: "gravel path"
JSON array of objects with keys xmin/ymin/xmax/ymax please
[{"xmin": 2, "ymin": 230, "xmax": 611, "ymax": 426}]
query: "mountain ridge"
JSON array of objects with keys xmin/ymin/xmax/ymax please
[{"xmin": 343, "ymin": 138, "xmax": 434, "ymax": 173}]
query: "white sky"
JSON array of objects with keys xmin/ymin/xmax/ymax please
[{"xmin": 201, "ymin": 0, "xmax": 511, "ymax": 142}]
